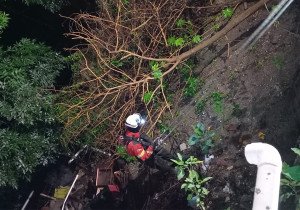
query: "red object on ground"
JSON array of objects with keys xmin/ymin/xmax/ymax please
[{"xmin": 108, "ymin": 184, "xmax": 120, "ymax": 193}]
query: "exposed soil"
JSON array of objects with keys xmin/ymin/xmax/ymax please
[{"xmin": 156, "ymin": 1, "xmax": 300, "ymax": 209}]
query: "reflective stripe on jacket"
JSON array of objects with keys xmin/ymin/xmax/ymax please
[{"xmin": 124, "ymin": 131, "xmax": 153, "ymax": 161}]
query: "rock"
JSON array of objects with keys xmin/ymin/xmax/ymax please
[
  {"xmin": 239, "ymin": 195, "xmax": 252, "ymax": 209},
  {"xmin": 227, "ymin": 166, "xmax": 233, "ymax": 170},
  {"xmin": 179, "ymin": 143, "xmax": 187, "ymax": 151},
  {"xmin": 225, "ymin": 196, "xmax": 230, "ymax": 202},
  {"xmin": 222, "ymin": 183, "xmax": 232, "ymax": 194}
]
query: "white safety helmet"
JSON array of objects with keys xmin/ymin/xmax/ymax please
[{"xmin": 125, "ymin": 113, "xmax": 146, "ymax": 129}]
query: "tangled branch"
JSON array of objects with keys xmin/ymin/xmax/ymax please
[{"xmin": 58, "ymin": 0, "xmax": 270, "ymax": 149}]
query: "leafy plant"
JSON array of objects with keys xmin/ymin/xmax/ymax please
[
  {"xmin": 211, "ymin": 92, "xmax": 224, "ymax": 114},
  {"xmin": 167, "ymin": 36, "xmax": 185, "ymax": 47},
  {"xmin": 143, "ymin": 91, "xmax": 154, "ymax": 104},
  {"xmin": 65, "ymin": 52, "xmax": 82, "ymax": 73},
  {"xmin": 0, "ymin": 11, "xmax": 9, "ymax": 32},
  {"xmin": 176, "ymin": 18, "xmax": 187, "ymax": 28},
  {"xmin": 222, "ymin": 7, "xmax": 234, "ymax": 19},
  {"xmin": 280, "ymin": 148, "xmax": 300, "ymax": 207},
  {"xmin": 157, "ymin": 122, "xmax": 171, "ymax": 134},
  {"xmin": 150, "ymin": 61, "xmax": 163, "ymax": 80},
  {"xmin": 273, "ymin": 55, "xmax": 284, "ymax": 70},
  {"xmin": 111, "ymin": 59, "xmax": 124, "ymax": 68},
  {"xmin": 195, "ymin": 99, "xmax": 207, "ymax": 115},
  {"xmin": 192, "ymin": 35, "xmax": 203, "ymax": 44},
  {"xmin": 184, "ymin": 77, "xmax": 201, "ymax": 98},
  {"xmin": 213, "ymin": 23, "xmax": 220, "ymax": 31},
  {"xmin": 188, "ymin": 123, "xmax": 215, "ymax": 154},
  {"xmin": 0, "ymin": 38, "xmax": 65, "ymax": 188},
  {"xmin": 116, "ymin": 145, "xmax": 136, "ymax": 162},
  {"xmin": 232, "ymin": 103, "xmax": 243, "ymax": 117},
  {"xmin": 178, "ymin": 60, "xmax": 195, "ymax": 79},
  {"xmin": 22, "ymin": 0, "xmax": 67, "ymax": 12},
  {"xmin": 171, "ymin": 153, "xmax": 212, "ymax": 209}
]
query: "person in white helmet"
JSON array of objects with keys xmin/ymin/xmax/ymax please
[
  {"xmin": 119, "ymin": 113, "xmax": 154, "ymax": 161},
  {"xmin": 119, "ymin": 113, "xmax": 175, "ymax": 173}
]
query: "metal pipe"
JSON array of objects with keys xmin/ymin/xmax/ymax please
[
  {"xmin": 21, "ymin": 190, "xmax": 34, "ymax": 210},
  {"xmin": 241, "ymin": 0, "xmax": 295, "ymax": 49}
]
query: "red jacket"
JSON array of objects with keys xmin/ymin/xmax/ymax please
[{"xmin": 124, "ymin": 131, "xmax": 153, "ymax": 161}]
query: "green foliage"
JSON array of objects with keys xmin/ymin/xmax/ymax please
[
  {"xmin": 157, "ymin": 122, "xmax": 171, "ymax": 134},
  {"xmin": 222, "ymin": 7, "xmax": 234, "ymax": 19},
  {"xmin": 184, "ymin": 77, "xmax": 202, "ymax": 98},
  {"xmin": 192, "ymin": 35, "xmax": 203, "ymax": 44},
  {"xmin": 167, "ymin": 36, "xmax": 185, "ymax": 47},
  {"xmin": 116, "ymin": 145, "xmax": 136, "ymax": 162},
  {"xmin": 176, "ymin": 18, "xmax": 187, "ymax": 28},
  {"xmin": 150, "ymin": 61, "xmax": 163, "ymax": 80},
  {"xmin": 195, "ymin": 100, "xmax": 207, "ymax": 115},
  {"xmin": 211, "ymin": 92, "xmax": 224, "ymax": 114},
  {"xmin": 188, "ymin": 123, "xmax": 215, "ymax": 154},
  {"xmin": 232, "ymin": 103, "xmax": 243, "ymax": 117},
  {"xmin": 280, "ymin": 148, "xmax": 300, "ymax": 205},
  {"xmin": 0, "ymin": 129, "xmax": 58, "ymax": 188},
  {"xmin": 122, "ymin": 0, "xmax": 129, "ymax": 5},
  {"xmin": 64, "ymin": 52, "xmax": 82, "ymax": 73},
  {"xmin": 168, "ymin": 18, "xmax": 202, "ymax": 48},
  {"xmin": 23, "ymin": 0, "xmax": 67, "ymax": 12},
  {"xmin": 273, "ymin": 55, "xmax": 284, "ymax": 70},
  {"xmin": 178, "ymin": 60, "xmax": 195, "ymax": 79},
  {"xmin": 111, "ymin": 59, "xmax": 124, "ymax": 68},
  {"xmin": 0, "ymin": 11, "xmax": 9, "ymax": 32},
  {"xmin": 143, "ymin": 91, "xmax": 154, "ymax": 104},
  {"xmin": 213, "ymin": 23, "xmax": 220, "ymax": 31},
  {"xmin": 0, "ymin": 38, "xmax": 65, "ymax": 188},
  {"xmin": 171, "ymin": 154, "xmax": 211, "ymax": 209}
]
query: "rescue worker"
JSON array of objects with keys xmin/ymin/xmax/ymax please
[{"xmin": 119, "ymin": 113, "xmax": 174, "ymax": 173}]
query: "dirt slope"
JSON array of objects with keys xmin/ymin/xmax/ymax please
[{"xmin": 165, "ymin": 1, "xmax": 300, "ymax": 209}]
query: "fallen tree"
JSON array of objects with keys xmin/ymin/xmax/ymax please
[{"xmin": 57, "ymin": 0, "xmax": 270, "ymax": 149}]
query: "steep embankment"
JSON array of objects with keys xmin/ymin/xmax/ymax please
[{"xmin": 166, "ymin": 1, "xmax": 300, "ymax": 209}]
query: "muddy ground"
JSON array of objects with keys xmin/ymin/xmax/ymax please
[{"xmin": 155, "ymin": 1, "xmax": 300, "ymax": 210}]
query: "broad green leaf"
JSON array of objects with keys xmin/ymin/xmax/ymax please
[
  {"xmin": 181, "ymin": 183, "xmax": 187, "ymax": 189},
  {"xmin": 202, "ymin": 187, "xmax": 209, "ymax": 195},
  {"xmin": 177, "ymin": 152, "xmax": 183, "ymax": 161},
  {"xmin": 177, "ymin": 168, "xmax": 185, "ymax": 180},
  {"xmin": 196, "ymin": 123, "xmax": 205, "ymax": 132},
  {"xmin": 189, "ymin": 170, "xmax": 198, "ymax": 179},
  {"xmin": 170, "ymin": 159, "xmax": 184, "ymax": 166},
  {"xmin": 282, "ymin": 166, "xmax": 300, "ymax": 181},
  {"xmin": 291, "ymin": 148, "xmax": 300, "ymax": 156},
  {"xmin": 187, "ymin": 184, "xmax": 195, "ymax": 189},
  {"xmin": 188, "ymin": 135, "xmax": 199, "ymax": 146},
  {"xmin": 201, "ymin": 177, "xmax": 213, "ymax": 184},
  {"xmin": 187, "ymin": 193, "xmax": 193, "ymax": 200}
]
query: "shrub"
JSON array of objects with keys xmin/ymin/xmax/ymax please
[
  {"xmin": 0, "ymin": 38, "xmax": 65, "ymax": 188},
  {"xmin": 280, "ymin": 148, "xmax": 300, "ymax": 207},
  {"xmin": 171, "ymin": 153, "xmax": 212, "ymax": 209}
]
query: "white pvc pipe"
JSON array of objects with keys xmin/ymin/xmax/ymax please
[{"xmin": 245, "ymin": 143, "xmax": 282, "ymax": 210}]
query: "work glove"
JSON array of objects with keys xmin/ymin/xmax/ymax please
[{"xmin": 140, "ymin": 134, "xmax": 153, "ymax": 144}]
